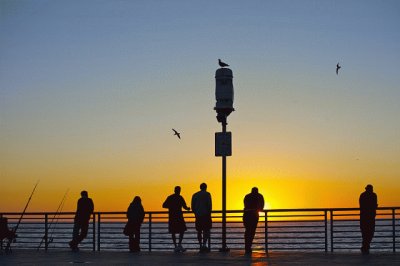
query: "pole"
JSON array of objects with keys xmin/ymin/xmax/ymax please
[
  {"xmin": 220, "ymin": 115, "xmax": 229, "ymax": 252},
  {"xmin": 6, "ymin": 180, "xmax": 39, "ymax": 253},
  {"xmin": 44, "ymin": 214, "xmax": 48, "ymax": 251},
  {"xmin": 37, "ymin": 188, "xmax": 69, "ymax": 251}
]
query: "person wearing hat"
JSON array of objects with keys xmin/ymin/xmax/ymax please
[
  {"xmin": 359, "ymin": 184, "xmax": 378, "ymax": 254},
  {"xmin": 69, "ymin": 190, "xmax": 94, "ymax": 251}
]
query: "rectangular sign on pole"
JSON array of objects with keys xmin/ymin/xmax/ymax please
[{"xmin": 215, "ymin": 132, "xmax": 232, "ymax": 156}]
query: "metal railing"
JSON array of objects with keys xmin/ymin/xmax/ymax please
[{"xmin": 1, "ymin": 207, "xmax": 398, "ymax": 252}]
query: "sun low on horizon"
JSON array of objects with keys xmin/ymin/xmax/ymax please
[{"xmin": 1, "ymin": 1, "xmax": 399, "ymax": 213}]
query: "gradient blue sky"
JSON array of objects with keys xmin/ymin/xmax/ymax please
[{"xmin": 1, "ymin": 0, "xmax": 399, "ymax": 211}]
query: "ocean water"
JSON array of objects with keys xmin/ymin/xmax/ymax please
[{"xmin": 4, "ymin": 219, "xmax": 398, "ymax": 252}]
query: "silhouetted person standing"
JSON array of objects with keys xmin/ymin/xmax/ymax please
[
  {"xmin": 69, "ymin": 190, "xmax": 94, "ymax": 251},
  {"xmin": 162, "ymin": 186, "xmax": 190, "ymax": 252},
  {"xmin": 359, "ymin": 184, "xmax": 378, "ymax": 255},
  {"xmin": 243, "ymin": 187, "xmax": 264, "ymax": 254},
  {"xmin": 191, "ymin": 183, "xmax": 212, "ymax": 252},
  {"xmin": 125, "ymin": 196, "xmax": 145, "ymax": 252}
]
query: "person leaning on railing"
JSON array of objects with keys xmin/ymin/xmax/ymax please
[
  {"xmin": 162, "ymin": 186, "xmax": 191, "ymax": 253},
  {"xmin": 243, "ymin": 187, "xmax": 264, "ymax": 254},
  {"xmin": 191, "ymin": 183, "xmax": 212, "ymax": 253},
  {"xmin": 124, "ymin": 196, "xmax": 145, "ymax": 252},
  {"xmin": 69, "ymin": 190, "xmax": 94, "ymax": 252},
  {"xmin": 359, "ymin": 184, "xmax": 378, "ymax": 255}
]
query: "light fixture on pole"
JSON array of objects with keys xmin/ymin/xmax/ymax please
[{"xmin": 214, "ymin": 65, "xmax": 234, "ymax": 252}]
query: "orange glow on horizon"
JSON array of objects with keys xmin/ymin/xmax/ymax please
[{"xmin": 1, "ymin": 158, "xmax": 399, "ymax": 213}]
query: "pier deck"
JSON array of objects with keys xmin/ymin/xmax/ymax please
[{"xmin": 1, "ymin": 250, "xmax": 399, "ymax": 265}]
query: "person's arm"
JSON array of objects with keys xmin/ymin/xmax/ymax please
[
  {"xmin": 191, "ymin": 195, "xmax": 195, "ymax": 212},
  {"xmin": 162, "ymin": 197, "xmax": 169, "ymax": 209},
  {"xmin": 260, "ymin": 195, "xmax": 265, "ymax": 211},
  {"xmin": 209, "ymin": 193, "xmax": 212, "ymax": 213},
  {"xmin": 90, "ymin": 199, "xmax": 94, "ymax": 213},
  {"xmin": 182, "ymin": 197, "xmax": 190, "ymax": 211},
  {"xmin": 140, "ymin": 205, "xmax": 145, "ymax": 223},
  {"xmin": 77, "ymin": 198, "xmax": 82, "ymax": 212}
]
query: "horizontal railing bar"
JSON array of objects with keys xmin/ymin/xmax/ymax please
[
  {"xmin": 2, "ymin": 206, "xmax": 399, "ymax": 216},
  {"xmin": 268, "ymin": 236, "xmax": 326, "ymax": 239},
  {"xmin": 268, "ymin": 225, "xmax": 325, "ymax": 228},
  {"xmin": 333, "ymin": 229, "xmax": 396, "ymax": 233},
  {"xmin": 267, "ymin": 220, "xmax": 325, "ymax": 223},
  {"xmin": 333, "ymin": 241, "xmax": 395, "ymax": 244},
  {"xmin": 267, "ymin": 247, "xmax": 326, "ymax": 250},
  {"xmin": 333, "ymin": 225, "xmax": 395, "ymax": 229},
  {"xmin": 269, "ymin": 231, "xmax": 326, "ymax": 234},
  {"xmin": 267, "ymin": 215, "xmax": 325, "ymax": 218},
  {"xmin": 268, "ymin": 243, "xmax": 325, "ymax": 245}
]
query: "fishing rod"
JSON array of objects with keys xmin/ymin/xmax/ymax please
[
  {"xmin": 48, "ymin": 189, "xmax": 69, "ymax": 246},
  {"xmin": 5, "ymin": 180, "xmax": 39, "ymax": 254},
  {"xmin": 37, "ymin": 188, "xmax": 69, "ymax": 251}
]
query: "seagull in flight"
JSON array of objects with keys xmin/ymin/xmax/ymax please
[
  {"xmin": 218, "ymin": 59, "xmax": 229, "ymax": 68},
  {"xmin": 336, "ymin": 63, "xmax": 341, "ymax": 75},
  {"xmin": 172, "ymin": 129, "xmax": 181, "ymax": 139}
]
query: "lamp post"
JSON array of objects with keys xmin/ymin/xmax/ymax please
[{"xmin": 214, "ymin": 67, "xmax": 234, "ymax": 252}]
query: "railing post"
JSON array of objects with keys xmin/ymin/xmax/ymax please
[
  {"xmin": 97, "ymin": 213, "xmax": 101, "ymax": 251},
  {"xmin": 44, "ymin": 213, "xmax": 48, "ymax": 251},
  {"xmin": 148, "ymin": 213, "xmax": 152, "ymax": 252},
  {"xmin": 209, "ymin": 229, "xmax": 211, "ymax": 251},
  {"xmin": 392, "ymin": 208, "xmax": 396, "ymax": 253},
  {"xmin": 324, "ymin": 210, "xmax": 328, "ymax": 253},
  {"xmin": 208, "ymin": 212, "xmax": 211, "ymax": 251},
  {"xmin": 0, "ymin": 214, "xmax": 2, "ymax": 250},
  {"xmin": 264, "ymin": 210, "xmax": 268, "ymax": 255},
  {"xmin": 330, "ymin": 210, "xmax": 334, "ymax": 252},
  {"xmin": 92, "ymin": 213, "xmax": 96, "ymax": 252}
]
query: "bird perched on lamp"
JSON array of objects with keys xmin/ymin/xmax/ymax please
[{"xmin": 218, "ymin": 59, "xmax": 229, "ymax": 68}]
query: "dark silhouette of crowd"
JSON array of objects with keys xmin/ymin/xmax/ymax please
[{"xmin": 2, "ymin": 183, "xmax": 380, "ymax": 256}]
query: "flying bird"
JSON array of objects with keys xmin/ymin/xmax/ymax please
[
  {"xmin": 336, "ymin": 63, "xmax": 341, "ymax": 75},
  {"xmin": 172, "ymin": 129, "xmax": 181, "ymax": 139},
  {"xmin": 218, "ymin": 59, "xmax": 229, "ymax": 68}
]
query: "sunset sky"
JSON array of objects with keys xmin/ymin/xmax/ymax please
[{"xmin": 1, "ymin": 0, "xmax": 399, "ymax": 212}]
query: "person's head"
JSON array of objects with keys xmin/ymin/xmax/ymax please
[
  {"xmin": 200, "ymin": 183, "xmax": 207, "ymax": 191},
  {"xmin": 365, "ymin": 184, "xmax": 373, "ymax": 192},
  {"xmin": 174, "ymin": 186, "xmax": 181, "ymax": 195},
  {"xmin": 81, "ymin": 190, "xmax": 88, "ymax": 198},
  {"xmin": 133, "ymin": 196, "xmax": 141, "ymax": 204},
  {"xmin": 251, "ymin": 187, "xmax": 258, "ymax": 194}
]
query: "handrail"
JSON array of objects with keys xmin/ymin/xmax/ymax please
[
  {"xmin": 1, "ymin": 207, "xmax": 398, "ymax": 253},
  {"xmin": 2, "ymin": 206, "xmax": 397, "ymax": 215}
]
